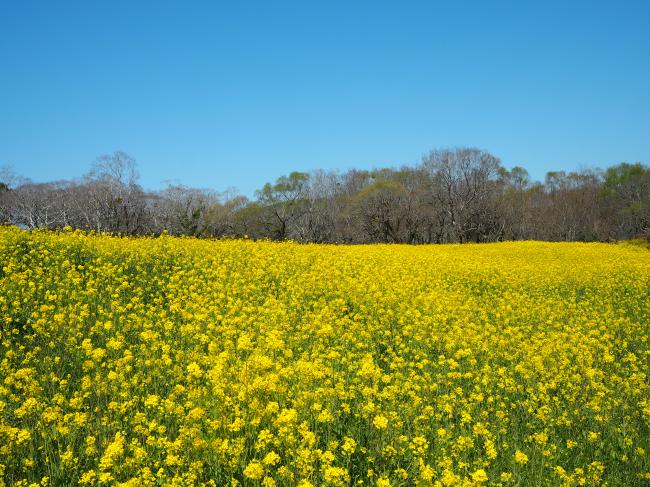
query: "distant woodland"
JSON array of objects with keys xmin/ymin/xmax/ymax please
[{"xmin": 1, "ymin": 148, "xmax": 648, "ymax": 243}]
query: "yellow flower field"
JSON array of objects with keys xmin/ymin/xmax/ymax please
[{"xmin": 0, "ymin": 227, "xmax": 649, "ymax": 486}]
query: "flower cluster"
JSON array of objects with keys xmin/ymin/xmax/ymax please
[{"xmin": 0, "ymin": 227, "xmax": 649, "ymax": 485}]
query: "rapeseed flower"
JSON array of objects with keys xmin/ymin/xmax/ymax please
[{"xmin": 0, "ymin": 228, "xmax": 648, "ymax": 485}]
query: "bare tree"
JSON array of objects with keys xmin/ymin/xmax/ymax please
[
  {"xmin": 80, "ymin": 152, "xmax": 148, "ymax": 234},
  {"xmin": 155, "ymin": 185, "xmax": 219, "ymax": 236},
  {"xmin": 348, "ymin": 180, "xmax": 405, "ymax": 242},
  {"xmin": 1, "ymin": 149, "xmax": 647, "ymax": 244},
  {"xmin": 0, "ymin": 166, "xmax": 20, "ymax": 224},
  {"xmin": 291, "ymin": 170, "xmax": 341, "ymax": 242},
  {"xmin": 9, "ymin": 182, "xmax": 69, "ymax": 229},
  {"xmin": 421, "ymin": 148, "xmax": 503, "ymax": 242},
  {"xmin": 203, "ymin": 194, "xmax": 250, "ymax": 237}
]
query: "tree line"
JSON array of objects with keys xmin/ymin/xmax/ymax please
[{"xmin": 1, "ymin": 148, "xmax": 648, "ymax": 243}]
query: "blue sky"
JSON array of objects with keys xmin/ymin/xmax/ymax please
[{"xmin": 1, "ymin": 1, "xmax": 649, "ymax": 196}]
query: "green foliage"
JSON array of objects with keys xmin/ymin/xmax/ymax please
[
  {"xmin": 257, "ymin": 172, "xmax": 309, "ymax": 205},
  {"xmin": 604, "ymin": 162, "xmax": 649, "ymax": 189}
]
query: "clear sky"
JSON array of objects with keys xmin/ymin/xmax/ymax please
[{"xmin": 1, "ymin": 1, "xmax": 649, "ymax": 196}]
